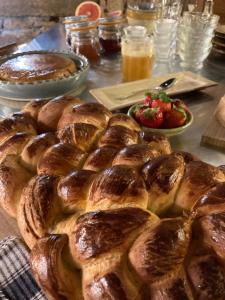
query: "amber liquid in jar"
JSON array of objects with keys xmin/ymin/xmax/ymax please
[
  {"xmin": 121, "ymin": 26, "xmax": 154, "ymax": 82},
  {"xmin": 122, "ymin": 55, "xmax": 154, "ymax": 82},
  {"xmin": 73, "ymin": 42, "xmax": 100, "ymax": 64},
  {"xmin": 71, "ymin": 21, "xmax": 101, "ymax": 65}
]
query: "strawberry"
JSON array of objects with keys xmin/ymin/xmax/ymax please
[
  {"xmin": 144, "ymin": 91, "xmax": 172, "ymax": 112},
  {"xmin": 172, "ymin": 99, "xmax": 188, "ymax": 112},
  {"xmin": 139, "ymin": 107, "xmax": 163, "ymax": 128},
  {"xmin": 163, "ymin": 105, "xmax": 187, "ymax": 128},
  {"xmin": 144, "ymin": 94, "xmax": 152, "ymax": 106},
  {"xmin": 133, "ymin": 104, "xmax": 148, "ymax": 122},
  {"xmin": 151, "ymin": 99, "xmax": 172, "ymax": 113}
]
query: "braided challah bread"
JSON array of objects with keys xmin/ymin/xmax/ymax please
[{"xmin": 0, "ymin": 95, "xmax": 225, "ymax": 300}]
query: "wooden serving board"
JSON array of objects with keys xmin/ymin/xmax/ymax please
[{"xmin": 201, "ymin": 98, "xmax": 225, "ymax": 149}]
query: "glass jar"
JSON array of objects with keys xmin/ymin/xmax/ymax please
[
  {"xmin": 98, "ymin": 16, "xmax": 125, "ymax": 54},
  {"xmin": 71, "ymin": 21, "xmax": 101, "ymax": 64},
  {"xmin": 63, "ymin": 16, "xmax": 88, "ymax": 46},
  {"xmin": 127, "ymin": 1, "xmax": 161, "ymax": 33},
  {"xmin": 121, "ymin": 26, "xmax": 154, "ymax": 82}
]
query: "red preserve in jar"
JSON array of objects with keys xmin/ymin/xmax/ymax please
[
  {"xmin": 98, "ymin": 16, "xmax": 125, "ymax": 54},
  {"xmin": 71, "ymin": 20, "xmax": 101, "ymax": 65}
]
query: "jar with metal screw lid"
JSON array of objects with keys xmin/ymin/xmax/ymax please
[
  {"xmin": 63, "ymin": 16, "xmax": 88, "ymax": 46},
  {"xmin": 98, "ymin": 16, "xmax": 126, "ymax": 54},
  {"xmin": 71, "ymin": 20, "xmax": 101, "ymax": 64}
]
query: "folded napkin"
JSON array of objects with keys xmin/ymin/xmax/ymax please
[{"xmin": 0, "ymin": 236, "xmax": 47, "ymax": 300}]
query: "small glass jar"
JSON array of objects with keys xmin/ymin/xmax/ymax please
[
  {"xmin": 121, "ymin": 26, "xmax": 154, "ymax": 82},
  {"xmin": 71, "ymin": 21, "xmax": 101, "ymax": 65},
  {"xmin": 98, "ymin": 16, "xmax": 125, "ymax": 54},
  {"xmin": 63, "ymin": 16, "xmax": 88, "ymax": 46},
  {"xmin": 127, "ymin": 2, "xmax": 161, "ymax": 34}
]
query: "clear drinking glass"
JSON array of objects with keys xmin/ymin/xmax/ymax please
[
  {"xmin": 154, "ymin": 18, "xmax": 178, "ymax": 62},
  {"xmin": 177, "ymin": 12, "xmax": 220, "ymax": 70},
  {"xmin": 153, "ymin": 0, "xmax": 181, "ymax": 62}
]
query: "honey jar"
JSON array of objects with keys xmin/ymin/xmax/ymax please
[
  {"xmin": 71, "ymin": 20, "xmax": 101, "ymax": 64},
  {"xmin": 121, "ymin": 26, "xmax": 154, "ymax": 82}
]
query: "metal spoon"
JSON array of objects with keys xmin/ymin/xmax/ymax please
[{"xmin": 115, "ymin": 77, "xmax": 176, "ymax": 101}]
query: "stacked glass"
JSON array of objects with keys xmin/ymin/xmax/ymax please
[
  {"xmin": 177, "ymin": 12, "xmax": 219, "ymax": 70},
  {"xmin": 153, "ymin": 0, "xmax": 181, "ymax": 62}
]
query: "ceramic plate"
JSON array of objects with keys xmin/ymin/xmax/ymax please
[{"xmin": 90, "ymin": 71, "xmax": 217, "ymax": 110}]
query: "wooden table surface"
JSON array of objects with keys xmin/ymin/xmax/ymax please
[{"xmin": 0, "ymin": 24, "xmax": 225, "ymax": 240}]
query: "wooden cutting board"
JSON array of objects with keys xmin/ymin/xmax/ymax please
[{"xmin": 201, "ymin": 97, "xmax": 225, "ymax": 149}]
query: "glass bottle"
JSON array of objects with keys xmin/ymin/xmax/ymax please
[
  {"xmin": 98, "ymin": 16, "xmax": 125, "ymax": 54},
  {"xmin": 71, "ymin": 21, "xmax": 101, "ymax": 64},
  {"xmin": 63, "ymin": 16, "xmax": 88, "ymax": 46},
  {"xmin": 121, "ymin": 26, "xmax": 154, "ymax": 82}
]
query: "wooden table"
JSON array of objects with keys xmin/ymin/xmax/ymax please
[{"xmin": 1, "ymin": 24, "xmax": 225, "ymax": 240}]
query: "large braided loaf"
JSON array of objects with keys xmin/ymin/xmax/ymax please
[{"xmin": 0, "ymin": 95, "xmax": 225, "ymax": 300}]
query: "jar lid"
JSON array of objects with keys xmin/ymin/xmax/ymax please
[
  {"xmin": 63, "ymin": 16, "xmax": 88, "ymax": 24},
  {"xmin": 99, "ymin": 16, "xmax": 125, "ymax": 26},
  {"xmin": 70, "ymin": 20, "xmax": 98, "ymax": 32},
  {"xmin": 124, "ymin": 25, "xmax": 147, "ymax": 38}
]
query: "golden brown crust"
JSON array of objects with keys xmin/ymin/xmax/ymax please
[
  {"xmin": 98, "ymin": 125, "xmax": 139, "ymax": 149},
  {"xmin": 150, "ymin": 271, "xmax": 194, "ymax": 300},
  {"xmin": 17, "ymin": 175, "xmax": 59, "ymax": 248},
  {"xmin": 37, "ymin": 143, "xmax": 87, "ymax": 176},
  {"xmin": 140, "ymin": 131, "xmax": 172, "ymax": 155},
  {"xmin": 0, "ymin": 132, "xmax": 32, "ymax": 162},
  {"xmin": 0, "ymin": 112, "xmax": 37, "ymax": 142},
  {"xmin": 108, "ymin": 113, "xmax": 140, "ymax": 132},
  {"xmin": 194, "ymin": 183, "xmax": 225, "ymax": 216},
  {"xmin": 83, "ymin": 147, "xmax": 118, "ymax": 172},
  {"xmin": 57, "ymin": 123, "xmax": 100, "ymax": 152},
  {"xmin": 0, "ymin": 155, "xmax": 32, "ymax": 217},
  {"xmin": 141, "ymin": 153, "xmax": 185, "ymax": 214},
  {"xmin": 22, "ymin": 99, "xmax": 50, "ymax": 120},
  {"xmin": 37, "ymin": 95, "xmax": 82, "ymax": 131},
  {"xmin": 73, "ymin": 208, "xmax": 150, "ymax": 261},
  {"xmin": 87, "ymin": 165, "xmax": 148, "ymax": 211},
  {"xmin": 112, "ymin": 144, "xmax": 160, "ymax": 168},
  {"xmin": 85, "ymin": 273, "xmax": 129, "ymax": 300},
  {"xmin": 21, "ymin": 132, "xmax": 59, "ymax": 171},
  {"xmin": 0, "ymin": 53, "xmax": 76, "ymax": 82},
  {"xmin": 174, "ymin": 161, "xmax": 225, "ymax": 213},
  {"xmin": 187, "ymin": 253, "xmax": 225, "ymax": 300},
  {"xmin": 57, "ymin": 170, "xmax": 96, "ymax": 212},
  {"xmin": 174, "ymin": 151, "xmax": 199, "ymax": 163},
  {"xmin": 129, "ymin": 218, "xmax": 190, "ymax": 284},
  {"xmin": 58, "ymin": 102, "xmax": 112, "ymax": 130},
  {"xmin": 31, "ymin": 234, "xmax": 82, "ymax": 300}
]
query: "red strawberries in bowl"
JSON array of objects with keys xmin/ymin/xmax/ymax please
[{"xmin": 132, "ymin": 91, "xmax": 189, "ymax": 129}]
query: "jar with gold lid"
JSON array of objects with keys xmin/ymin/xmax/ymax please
[
  {"xmin": 127, "ymin": 1, "xmax": 161, "ymax": 33},
  {"xmin": 98, "ymin": 16, "xmax": 125, "ymax": 54},
  {"xmin": 63, "ymin": 16, "xmax": 88, "ymax": 46},
  {"xmin": 71, "ymin": 20, "xmax": 100, "ymax": 64}
]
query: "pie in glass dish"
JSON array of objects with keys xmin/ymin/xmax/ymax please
[{"xmin": 0, "ymin": 53, "xmax": 77, "ymax": 82}]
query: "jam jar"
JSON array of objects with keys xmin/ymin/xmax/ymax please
[
  {"xmin": 63, "ymin": 16, "xmax": 88, "ymax": 46},
  {"xmin": 71, "ymin": 20, "xmax": 101, "ymax": 64},
  {"xmin": 98, "ymin": 16, "xmax": 125, "ymax": 54}
]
